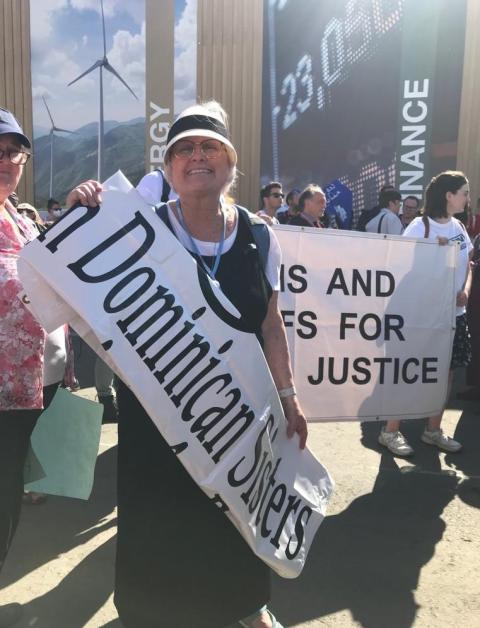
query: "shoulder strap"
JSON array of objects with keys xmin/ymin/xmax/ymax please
[
  {"xmin": 236, "ymin": 205, "xmax": 270, "ymax": 271},
  {"xmin": 155, "ymin": 203, "xmax": 271, "ymax": 270},
  {"xmin": 154, "ymin": 202, "xmax": 174, "ymax": 233},
  {"xmin": 422, "ymin": 214, "xmax": 430, "ymax": 238},
  {"xmin": 152, "ymin": 169, "xmax": 172, "ymax": 204},
  {"xmin": 161, "ymin": 176, "xmax": 171, "ymax": 203},
  {"xmin": 377, "ymin": 212, "xmax": 386, "ymax": 234}
]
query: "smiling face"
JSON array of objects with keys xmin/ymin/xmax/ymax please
[
  {"xmin": 446, "ymin": 183, "xmax": 470, "ymax": 216},
  {"xmin": 167, "ymin": 135, "xmax": 232, "ymax": 199},
  {"xmin": 0, "ymin": 134, "xmax": 24, "ymax": 203}
]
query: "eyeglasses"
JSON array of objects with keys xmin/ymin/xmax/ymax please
[
  {"xmin": 0, "ymin": 147, "xmax": 31, "ymax": 165},
  {"xmin": 269, "ymin": 192, "xmax": 284, "ymax": 199},
  {"xmin": 171, "ymin": 140, "xmax": 225, "ymax": 160}
]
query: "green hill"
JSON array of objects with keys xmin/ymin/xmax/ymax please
[{"xmin": 33, "ymin": 120, "xmax": 146, "ymax": 208}]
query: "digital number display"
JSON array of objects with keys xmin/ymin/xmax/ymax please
[{"xmin": 261, "ymin": 0, "xmax": 465, "ymax": 216}]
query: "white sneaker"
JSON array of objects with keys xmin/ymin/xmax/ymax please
[
  {"xmin": 378, "ymin": 429, "xmax": 414, "ymax": 456},
  {"xmin": 421, "ymin": 429, "xmax": 462, "ymax": 452}
]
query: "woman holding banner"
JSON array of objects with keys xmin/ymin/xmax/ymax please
[
  {"xmin": 379, "ymin": 171, "xmax": 472, "ymax": 457},
  {"xmin": 66, "ymin": 101, "xmax": 307, "ymax": 628}
]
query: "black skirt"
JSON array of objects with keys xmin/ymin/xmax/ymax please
[
  {"xmin": 114, "ymin": 380, "xmax": 270, "ymax": 628},
  {"xmin": 450, "ymin": 313, "xmax": 471, "ymax": 370}
]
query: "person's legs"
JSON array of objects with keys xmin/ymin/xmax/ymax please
[
  {"xmin": 21, "ymin": 384, "xmax": 59, "ymax": 507},
  {"xmin": 384, "ymin": 420, "xmax": 400, "ymax": 432},
  {"xmin": 0, "ymin": 409, "xmax": 40, "ymax": 570},
  {"xmin": 239, "ymin": 606, "xmax": 282, "ymax": 628},
  {"xmin": 427, "ymin": 371, "xmax": 454, "ymax": 432},
  {"xmin": 378, "ymin": 419, "xmax": 413, "ymax": 456},
  {"xmin": 114, "ymin": 380, "xmax": 270, "ymax": 628},
  {"xmin": 0, "ymin": 387, "xmax": 57, "ymax": 626},
  {"xmin": 94, "ymin": 358, "xmax": 115, "ymax": 397},
  {"xmin": 422, "ymin": 371, "xmax": 462, "ymax": 451},
  {"xmin": 94, "ymin": 358, "xmax": 117, "ymax": 422},
  {"xmin": 422, "ymin": 314, "xmax": 470, "ymax": 451}
]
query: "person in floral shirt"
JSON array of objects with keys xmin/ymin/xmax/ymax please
[{"xmin": 0, "ymin": 108, "xmax": 46, "ymax": 628}]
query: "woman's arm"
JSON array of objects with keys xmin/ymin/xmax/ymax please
[
  {"xmin": 261, "ymin": 291, "xmax": 308, "ymax": 449},
  {"xmin": 457, "ymin": 250, "xmax": 473, "ymax": 307}
]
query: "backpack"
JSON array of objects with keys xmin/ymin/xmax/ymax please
[
  {"xmin": 154, "ymin": 203, "xmax": 270, "ymax": 273},
  {"xmin": 236, "ymin": 205, "xmax": 270, "ymax": 272},
  {"xmin": 356, "ymin": 205, "xmax": 381, "ymax": 232},
  {"xmin": 152, "ymin": 169, "xmax": 172, "ymax": 203}
]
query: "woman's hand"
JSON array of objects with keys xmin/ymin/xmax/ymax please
[
  {"xmin": 66, "ymin": 180, "xmax": 103, "ymax": 209},
  {"xmin": 458, "ymin": 252, "xmax": 474, "ymax": 307},
  {"xmin": 281, "ymin": 394, "xmax": 308, "ymax": 450},
  {"xmin": 437, "ymin": 236, "xmax": 449, "ymax": 246}
]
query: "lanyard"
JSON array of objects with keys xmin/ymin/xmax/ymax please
[{"xmin": 176, "ymin": 199, "xmax": 226, "ymax": 280}]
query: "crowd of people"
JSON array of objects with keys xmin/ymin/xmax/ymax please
[
  {"xmin": 258, "ymin": 174, "xmax": 477, "ymax": 458},
  {"xmin": 1, "ymin": 99, "xmax": 479, "ymax": 628}
]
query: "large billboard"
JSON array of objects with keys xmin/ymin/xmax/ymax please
[
  {"xmin": 29, "ymin": 0, "xmax": 196, "ymax": 209},
  {"xmin": 261, "ymin": 0, "xmax": 466, "ymax": 217}
]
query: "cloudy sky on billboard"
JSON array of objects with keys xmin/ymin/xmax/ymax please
[
  {"xmin": 174, "ymin": 0, "xmax": 197, "ymax": 113},
  {"xmin": 31, "ymin": 0, "xmax": 197, "ymax": 135}
]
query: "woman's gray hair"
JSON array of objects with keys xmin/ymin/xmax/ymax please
[{"xmin": 164, "ymin": 100, "xmax": 237, "ymax": 196}]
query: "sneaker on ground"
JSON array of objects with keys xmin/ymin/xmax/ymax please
[
  {"xmin": 421, "ymin": 429, "xmax": 462, "ymax": 452},
  {"xmin": 0, "ymin": 603, "xmax": 22, "ymax": 628},
  {"xmin": 378, "ymin": 429, "xmax": 414, "ymax": 456}
]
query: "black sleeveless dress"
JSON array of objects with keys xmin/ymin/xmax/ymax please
[{"xmin": 114, "ymin": 212, "xmax": 273, "ymax": 627}]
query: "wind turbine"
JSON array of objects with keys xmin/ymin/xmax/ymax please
[
  {"xmin": 42, "ymin": 96, "xmax": 76, "ymax": 198},
  {"xmin": 67, "ymin": 0, "xmax": 138, "ymax": 181}
]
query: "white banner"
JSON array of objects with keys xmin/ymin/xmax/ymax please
[
  {"xmin": 18, "ymin": 173, "xmax": 333, "ymax": 579},
  {"xmin": 275, "ymin": 225, "xmax": 457, "ymax": 422}
]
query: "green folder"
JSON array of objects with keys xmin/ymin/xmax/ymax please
[{"xmin": 24, "ymin": 388, "xmax": 103, "ymax": 500}]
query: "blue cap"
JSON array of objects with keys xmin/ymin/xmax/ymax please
[{"xmin": 0, "ymin": 107, "xmax": 31, "ymax": 148}]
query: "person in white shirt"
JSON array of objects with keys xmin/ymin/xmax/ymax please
[
  {"xmin": 136, "ymin": 168, "xmax": 177, "ymax": 206},
  {"xmin": 257, "ymin": 181, "xmax": 283, "ymax": 225},
  {"xmin": 365, "ymin": 189, "xmax": 403, "ymax": 235},
  {"xmin": 379, "ymin": 171, "xmax": 472, "ymax": 456}
]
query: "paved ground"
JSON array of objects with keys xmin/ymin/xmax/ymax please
[{"xmin": 1, "ymin": 341, "xmax": 479, "ymax": 627}]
